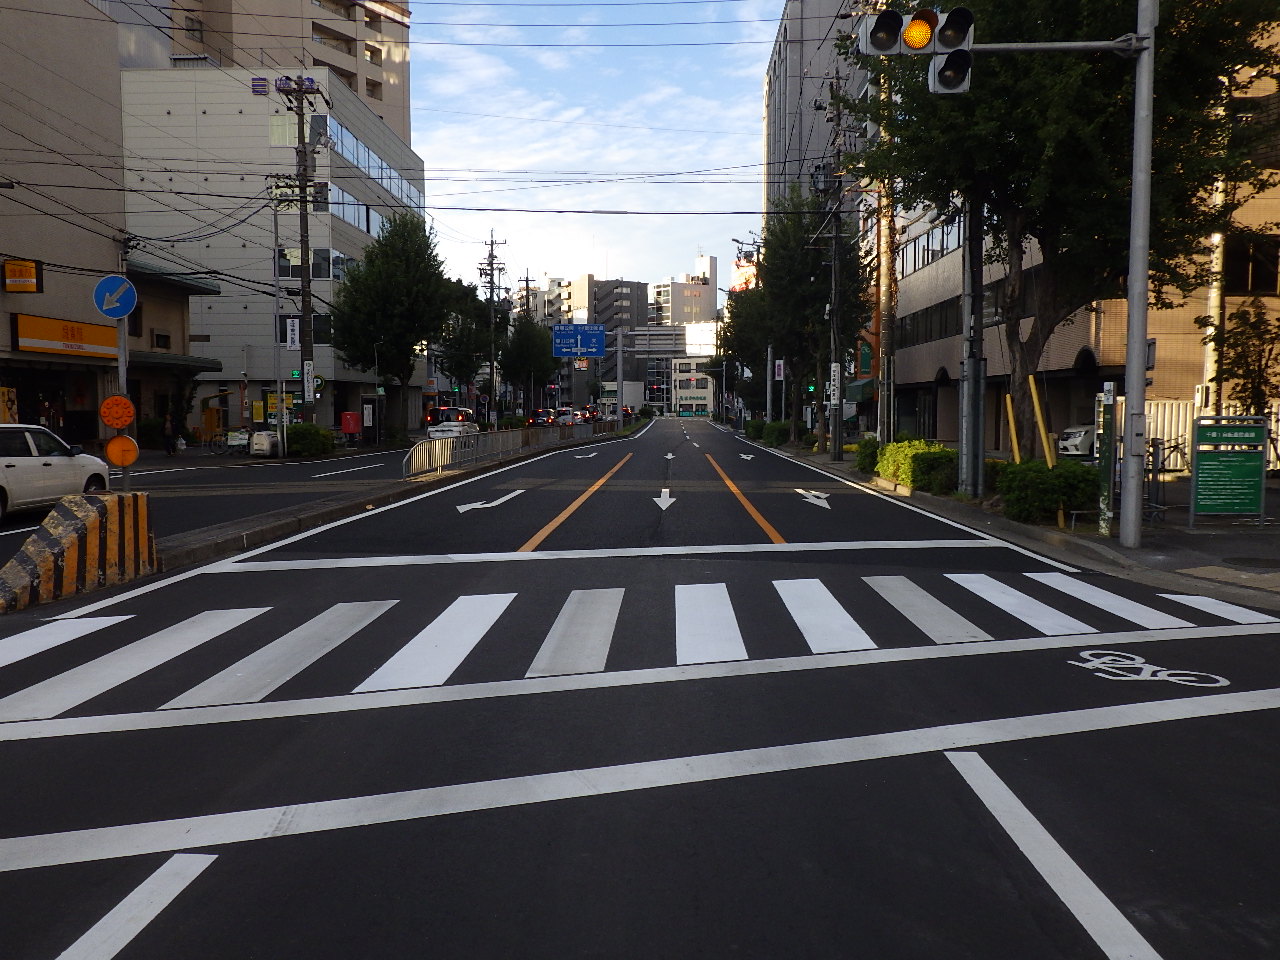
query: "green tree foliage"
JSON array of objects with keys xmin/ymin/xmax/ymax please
[
  {"xmin": 500, "ymin": 303, "xmax": 557, "ymax": 409},
  {"xmin": 435, "ymin": 278, "xmax": 489, "ymax": 392},
  {"xmin": 720, "ymin": 187, "xmax": 870, "ymax": 438},
  {"xmin": 329, "ymin": 212, "xmax": 450, "ymax": 432},
  {"xmin": 1197, "ymin": 298, "xmax": 1280, "ymax": 415},
  {"xmin": 841, "ymin": 0, "xmax": 1280, "ymax": 451}
]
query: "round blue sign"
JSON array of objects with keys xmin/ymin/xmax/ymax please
[{"xmin": 93, "ymin": 275, "xmax": 137, "ymax": 320}]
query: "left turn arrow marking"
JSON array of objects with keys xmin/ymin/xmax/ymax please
[{"xmin": 457, "ymin": 490, "xmax": 525, "ymax": 513}]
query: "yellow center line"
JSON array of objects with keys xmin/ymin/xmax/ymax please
[
  {"xmin": 705, "ymin": 454, "xmax": 787, "ymax": 545},
  {"xmin": 519, "ymin": 453, "xmax": 634, "ymax": 552}
]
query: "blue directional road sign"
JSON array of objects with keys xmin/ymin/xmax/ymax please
[
  {"xmin": 552, "ymin": 323, "xmax": 606, "ymax": 358},
  {"xmin": 93, "ymin": 275, "xmax": 137, "ymax": 320}
]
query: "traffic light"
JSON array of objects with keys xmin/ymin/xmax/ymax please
[
  {"xmin": 928, "ymin": 9, "xmax": 974, "ymax": 93},
  {"xmin": 856, "ymin": 8, "xmax": 975, "ymax": 93}
]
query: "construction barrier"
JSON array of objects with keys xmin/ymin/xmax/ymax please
[{"xmin": 0, "ymin": 493, "xmax": 155, "ymax": 613}]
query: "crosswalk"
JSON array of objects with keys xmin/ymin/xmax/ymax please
[{"xmin": 0, "ymin": 573, "xmax": 1275, "ymax": 722}]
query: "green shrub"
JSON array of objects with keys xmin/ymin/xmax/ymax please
[
  {"xmin": 801, "ymin": 432, "xmax": 818, "ymax": 448},
  {"xmin": 761, "ymin": 421, "xmax": 790, "ymax": 447},
  {"xmin": 286, "ymin": 422, "xmax": 335, "ymax": 457},
  {"xmin": 855, "ymin": 435, "xmax": 880, "ymax": 473},
  {"xmin": 744, "ymin": 419, "xmax": 766, "ymax": 440},
  {"xmin": 996, "ymin": 459, "xmax": 1100, "ymax": 523},
  {"xmin": 876, "ymin": 438, "xmax": 947, "ymax": 486},
  {"xmin": 638, "ymin": 406, "xmax": 657, "ymax": 419},
  {"xmin": 913, "ymin": 448, "xmax": 959, "ymax": 495},
  {"xmin": 984, "ymin": 457, "xmax": 1009, "ymax": 492}
]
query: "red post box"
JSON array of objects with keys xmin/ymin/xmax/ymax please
[{"xmin": 341, "ymin": 411, "xmax": 361, "ymax": 435}]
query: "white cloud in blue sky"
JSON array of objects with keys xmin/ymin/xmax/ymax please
[{"xmin": 408, "ymin": 1, "xmax": 778, "ymax": 302}]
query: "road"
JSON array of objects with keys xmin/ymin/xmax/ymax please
[{"xmin": 2, "ymin": 417, "xmax": 1279, "ymax": 959}]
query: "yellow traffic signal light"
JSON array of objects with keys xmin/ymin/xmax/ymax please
[{"xmin": 902, "ymin": 11, "xmax": 939, "ymax": 51}]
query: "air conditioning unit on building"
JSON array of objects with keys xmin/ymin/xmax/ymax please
[{"xmin": 1193, "ymin": 383, "xmax": 1215, "ymax": 409}]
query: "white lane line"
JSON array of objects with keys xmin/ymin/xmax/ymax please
[
  {"xmin": 864, "ymin": 576, "xmax": 993, "ymax": 644},
  {"xmin": 0, "ymin": 609, "xmax": 269, "ymax": 722},
  {"xmin": 55, "ymin": 854, "xmax": 217, "ymax": 960},
  {"xmin": 163, "ymin": 601, "xmax": 397, "ymax": 709},
  {"xmin": 946, "ymin": 752, "xmax": 1164, "ymax": 960},
  {"xmin": 354, "ymin": 594, "xmax": 516, "ymax": 691},
  {"xmin": 6, "ymin": 622, "xmax": 1278, "ymax": 744},
  {"xmin": 311, "ymin": 463, "xmax": 384, "ymax": 478},
  {"xmin": 773, "ymin": 579, "xmax": 875, "ymax": 652},
  {"xmin": 220, "ymin": 539, "xmax": 1005, "ymax": 572},
  {"xmin": 1025, "ymin": 573, "xmax": 1193, "ymax": 629},
  {"xmin": 0, "ymin": 617, "xmax": 132, "ymax": 670},
  {"xmin": 526, "ymin": 588, "xmax": 624, "ymax": 678},
  {"xmin": 948, "ymin": 574, "xmax": 1096, "ymax": 636},
  {"xmin": 1160, "ymin": 594, "xmax": 1280, "ymax": 625},
  {"xmin": 675, "ymin": 583, "xmax": 748, "ymax": 664},
  {"xmin": 6, "ymin": 687, "xmax": 1280, "ymax": 873}
]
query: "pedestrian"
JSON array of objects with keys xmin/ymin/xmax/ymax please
[{"xmin": 162, "ymin": 413, "xmax": 177, "ymax": 456}]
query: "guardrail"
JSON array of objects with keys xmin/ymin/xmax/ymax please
[{"xmin": 402, "ymin": 421, "xmax": 615, "ymax": 478}]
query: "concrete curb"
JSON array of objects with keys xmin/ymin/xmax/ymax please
[{"xmin": 0, "ymin": 493, "xmax": 156, "ymax": 612}]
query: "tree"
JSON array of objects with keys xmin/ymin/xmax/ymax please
[
  {"xmin": 500, "ymin": 303, "xmax": 557, "ymax": 410},
  {"xmin": 435, "ymin": 278, "xmax": 489, "ymax": 402},
  {"xmin": 329, "ymin": 212, "xmax": 451, "ymax": 436},
  {"xmin": 1197, "ymin": 298, "xmax": 1280, "ymax": 415},
  {"xmin": 842, "ymin": 0, "xmax": 1280, "ymax": 454}
]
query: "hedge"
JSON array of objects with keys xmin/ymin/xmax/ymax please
[{"xmin": 996, "ymin": 458, "xmax": 1100, "ymax": 523}]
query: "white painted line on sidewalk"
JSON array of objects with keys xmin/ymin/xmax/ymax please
[
  {"xmin": 0, "ymin": 618, "xmax": 132, "ymax": 670},
  {"xmin": 774, "ymin": 579, "xmax": 875, "ymax": 652},
  {"xmin": 163, "ymin": 601, "xmax": 397, "ymax": 709},
  {"xmin": 1026, "ymin": 573, "xmax": 1193, "ymax": 629},
  {"xmin": 56, "ymin": 853, "xmax": 217, "ymax": 960},
  {"xmin": 5, "ymin": 687, "xmax": 1280, "ymax": 873},
  {"xmin": 864, "ymin": 576, "xmax": 993, "ymax": 644},
  {"xmin": 0, "ymin": 609, "xmax": 269, "ymax": 722},
  {"xmin": 5, "ymin": 622, "xmax": 1277, "ymax": 744},
  {"xmin": 946, "ymin": 751, "xmax": 1164, "ymax": 960},
  {"xmin": 1160, "ymin": 594, "xmax": 1280, "ymax": 625},
  {"xmin": 354, "ymin": 594, "xmax": 516, "ymax": 691},
  {"xmin": 949, "ymin": 574, "xmax": 1096, "ymax": 636},
  {"xmin": 526, "ymin": 588, "xmax": 624, "ymax": 678},
  {"xmin": 675, "ymin": 583, "xmax": 748, "ymax": 664}
]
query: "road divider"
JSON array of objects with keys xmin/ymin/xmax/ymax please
[
  {"xmin": 519, "ymin": 454, "xmax": 632, "ymax": 552},
  {"xmin": 0, "ymin": 493, "xmax": 156, "ymax": 613},
  {"xmin": 705, "ymin": 455, "xmax": 786, "ymax": 544}
]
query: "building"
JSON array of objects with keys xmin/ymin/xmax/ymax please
[
  {"xmin": 652, "ymin": 255, "xmax": 718, "ymax": 326},
  {"xmin": 120, "ymin": 65, "xmax": 427, "ymax": 433},
  {"xmin": 671, "ymin": 356, "xmax": 715, "ymax": 417},
  {"xmin": 0, "ymin": 0, "xmax": 221, "ymax": 449}
]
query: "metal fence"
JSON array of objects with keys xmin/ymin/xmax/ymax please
[
  {"xmin": 1129, "ymin": 400, "xmax": 1280, "ymax": 471},
  {"xmin": 402, "ymin": 421, "xmax": 614, "ymax": 478}
]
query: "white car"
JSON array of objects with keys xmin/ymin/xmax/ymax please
[
  {"xmin": 425, "ymin": 406, "xmax": 480, "ymax": 440},
  {"xmin": 1057, "ymin": 424, "xmax": 1097, "ymax": 458},
  {"xmin": 0, "ymin": 424, "xmax": 110, "ymax": 521}
]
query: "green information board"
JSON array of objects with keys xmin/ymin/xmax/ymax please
[{"xmin": 1190, "ymin": 416, "xmax": 1268, "ymax": 526}]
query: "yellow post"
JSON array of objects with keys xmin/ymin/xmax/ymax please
[
  {"xmin": 1027, "ymin": 375, "xmax": 1056, "ymax": 468},
  {"xmin": 1004, "ymin": 394, "xmax": 1022, "ymax": 464}
]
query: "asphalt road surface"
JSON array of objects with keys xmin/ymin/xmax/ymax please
[{"xmin": 2, "ymin": 417, "xmax": 1279, "ymax": 959}]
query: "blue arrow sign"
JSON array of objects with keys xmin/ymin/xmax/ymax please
[
  {"xmin": 93, "ymin": 275, "xmax": 137, "ymax": 320},
  {"xmin": 552, "ymin": 323, "xmax": 607, "ymax": 358}
]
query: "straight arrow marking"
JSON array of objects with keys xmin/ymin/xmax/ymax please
[
  {"xmin": 456, "ymin": 490, "xmax": 525, "ymax": 513},
  {"xmin": 653, "ymin": 488, "xmax": 676, "ymax": 510}
]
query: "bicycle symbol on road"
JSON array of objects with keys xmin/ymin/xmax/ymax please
[{"xmin": 1068, "ymin": 650, "xmax": 1230, "ymax": 687}]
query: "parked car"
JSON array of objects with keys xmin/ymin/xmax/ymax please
[
  {"xmin": 425, "ymin": 407, "xmax": 479, "ymax": 439},
  {"xmin": 0, "ymin": 424, "xmax": 110, "ymax": 521},
  {"xmin": 526, "ymin": 408, "xmax": 557, "ymax": 426},
  {"xmin": 1058, "ymin": 424, "xmax": 1097, "ymax": 458}
]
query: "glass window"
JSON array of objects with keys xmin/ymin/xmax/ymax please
[
  {"xmin": 29, "ymin": 429, "xmax": 68, "ymax": 456},
  {"xmin": 0, "ymin": 430, "xmax": 31, "ymax": 457}
]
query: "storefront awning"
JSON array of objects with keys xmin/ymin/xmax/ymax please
[
  {"xmin": 127, "ymin": 350, "xmax": 222, "ymax": 373},
  {"xmin": 845, "ymin": 378, "xmax": 876, "ymax": 403}
]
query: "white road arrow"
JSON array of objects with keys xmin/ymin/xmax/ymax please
[
  {"xmin": 664, "ymin": 452, "xmax": 675, "ymax": 460},
  {"xmin": 739, "ymin": 454, "xmax": 755, "ymax": 460},
  {"xmin": 653, "ymin": 488, "xmax": 676, "ymax": 511},
  {"xmin": 456, "ymin": 489, "xmax": 526, "ymax": 513},
  {"xmin": 574, "ymin": 452, "xmax": 598, "ymax": 459},
  {"xmin": 796, "ymin": 488, "xmax": 832, "ymax": 509}
]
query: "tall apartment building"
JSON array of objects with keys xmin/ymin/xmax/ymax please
[{"xmin": 116, "ymin": 0, "xmax": 412, "ymax": 143}]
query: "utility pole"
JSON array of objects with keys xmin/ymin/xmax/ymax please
[
  {"xmin": 825, "ymin": 77, "xmax": 846, "ymax": 462},
  {"xmin": 958, "ymin": 195, "xmax": 985, "ymax": 497},
  {"xmin": 479, "ymin": 231, "xmax": 506, "ymax": 421},
  {"xmin": 275, "ymin": 75, "xmax": 325, "ymax": 425}
]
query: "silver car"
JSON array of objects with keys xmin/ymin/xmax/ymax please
[{"xmin": 0, "ymin": 424, "xmax": 110, "ymax": 521}]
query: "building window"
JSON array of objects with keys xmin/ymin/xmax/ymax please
[
  {"xmin": 184, "ymin": 16, "xmax": 203, "ymax": 42},
  {"xmin": 1223, "ymin": 234, "xmax": 1280, "ymax": 295},
  {"xmin": 151, "ymin": 331, "xmax": 171, "ymax": 350},
  {"xmin": 128, "ymin": 302, "xmax": 142, "ymax": 339}
]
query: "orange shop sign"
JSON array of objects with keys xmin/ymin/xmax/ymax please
[
  {"xmin": 12, "ymin": 314, "xmax": 117, "ymax": 359},
  {"xmin": 3, "ymin": 259, "xmax": 42, "ymax": 293}
]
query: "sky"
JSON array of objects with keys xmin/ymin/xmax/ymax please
[{"xmin": 406, "ymin": 0, "xmax": 781, "ymax": 305}]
